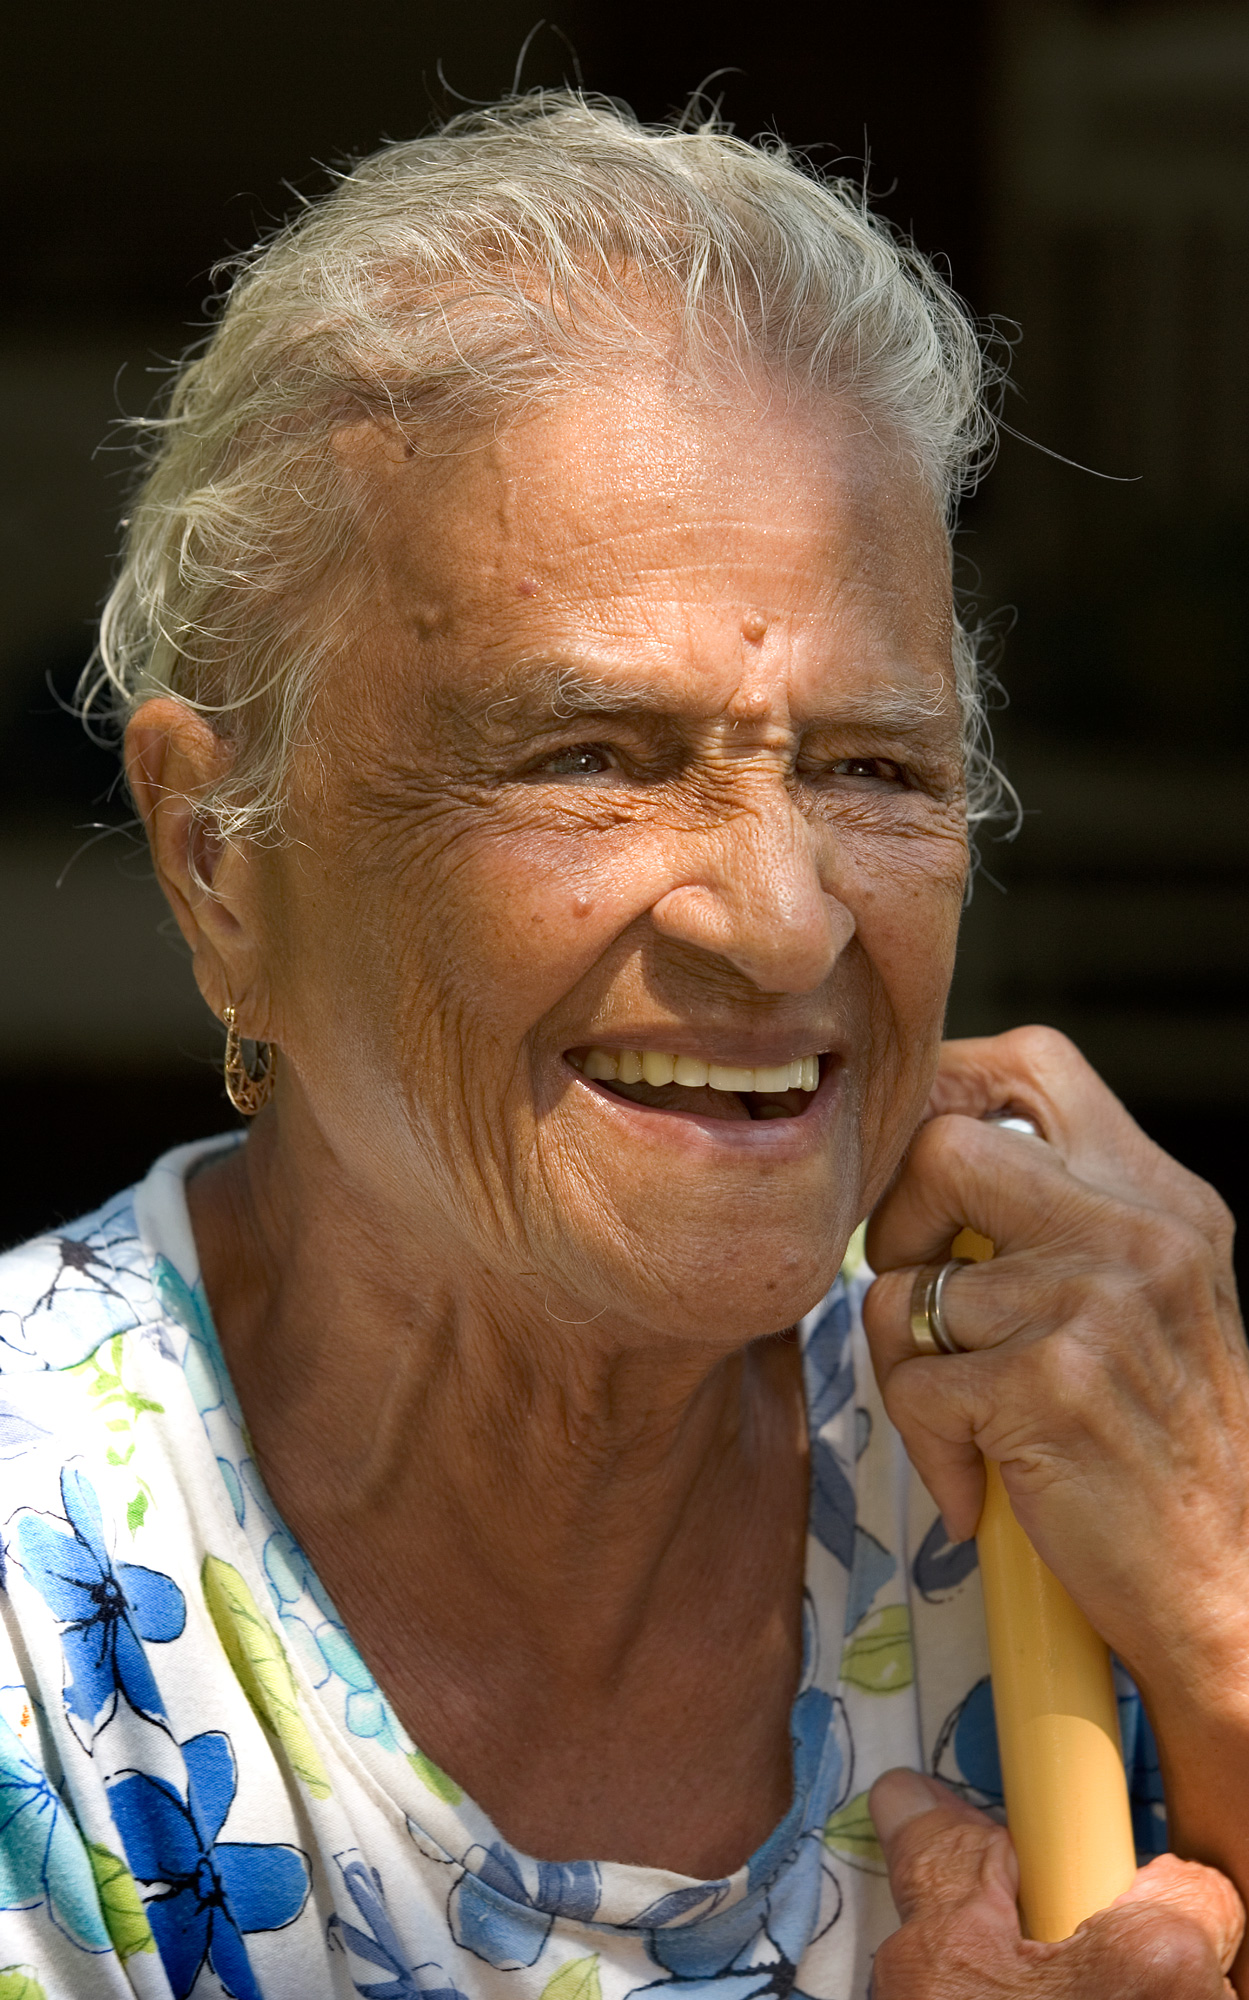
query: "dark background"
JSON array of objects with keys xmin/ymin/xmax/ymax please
[{"xmin": 4, "ymin": 0, "xmax": 1247, "ymax": 1280}]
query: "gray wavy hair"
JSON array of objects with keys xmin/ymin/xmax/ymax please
[{"xmin": 84, "ymin": 89, "xmax": 1009, "ymax": 845}]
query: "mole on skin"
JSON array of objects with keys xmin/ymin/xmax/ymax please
[{"xmin": 741, "ymin": 611, "xmax": 768, "ymax": 642}]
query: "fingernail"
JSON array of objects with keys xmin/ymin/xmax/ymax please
[{"xmin": 869, "ymin": 1769, "xmax": 950, "ymax": 1841}]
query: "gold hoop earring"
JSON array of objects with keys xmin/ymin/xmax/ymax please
[{"xmin": 223, "ymin": 1005, "xmax": 276, "ymax": 1116}]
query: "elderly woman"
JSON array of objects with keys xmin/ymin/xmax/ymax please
[{"xmin": 1, "ymin": 93, "xmax": 1246, "ymax": 2000}]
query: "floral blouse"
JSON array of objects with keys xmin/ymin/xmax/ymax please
[{"xmin": 0, "ymin": 1137, "xmax": 1165, "ymax": 1999}]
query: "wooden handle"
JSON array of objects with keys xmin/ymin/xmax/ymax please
[{"xmin": 952, "ymin": 1225, "xmax": 1137, "ymax": 1939}]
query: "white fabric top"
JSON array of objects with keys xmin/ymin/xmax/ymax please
[{"xmin": 0, "ymin": 1138, "xmax": 1163, "ymax": 1999}]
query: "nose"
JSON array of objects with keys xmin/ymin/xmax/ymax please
[{"xmin": 649, "ymin": 792, "xmax": 853, "ymax": 994}]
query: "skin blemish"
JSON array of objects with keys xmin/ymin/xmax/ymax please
[
  {"xmin": 517, "ymin": 576, "xmax": 539, "ymax": 598},
  {"xmin": 730, "ymin": 686, "xmax": 771, "ymax": 723},
  {"xmin": 572, "ymin": 892, "xmax": 593, "ymax": 918},
  {"xmin": 741, "ymin": 611, "xmax": 768, "ymax": 643}
]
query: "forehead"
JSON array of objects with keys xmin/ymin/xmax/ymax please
[{"xmin": 344, "ymin": 370, "xmax": 955, "ymax": 721}]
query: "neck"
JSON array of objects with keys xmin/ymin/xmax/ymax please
[
  {"xmin": 185, "ymin": 1107, "xmax": 812, "ymax": 1874},
  {"xmin": 186, "ymin": 1110, "xmax": 807, "ymax": 1663}
]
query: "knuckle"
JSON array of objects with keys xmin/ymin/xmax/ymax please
[
  {"xmin": 1000, "ymin": 1022, "xmax": 1083, "ymax": 1080},
  {"xmin": 1057, "ymin": 1208, "xmax": 1217, "ymax": 1330},
  {"xmin": 1147, "ymin": 1209, "xmax": 1208, "ymax": 1271},
  {"xmin": 1135, "ymin": 1142, "xmax": 1235, "ymax": 1256},
  {"xmin": 1034, "ymin": 1322, "xmax": 1101, "ymax": 1399},
  {"xmin": 1190, "ymin": 1178, "xmax": 1236, "ymax": 1255},
  {"xmin": 910, "ymin": 1116, "xmax": 962, "ymax": 1177},
  {"xmin": 1094, "ymin": 1908, "xmax": 1223, "ymax": 1997},
  {"xmin": 1131, "ymin": 1213, "xmax": 1226, "ymax": 1327}
]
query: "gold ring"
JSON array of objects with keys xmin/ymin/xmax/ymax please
[{"xmin": 909, "ymin": 1258, "xmax": 972, "ymax": 1356}]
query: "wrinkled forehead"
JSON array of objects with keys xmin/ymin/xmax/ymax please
[{"xmin": 334, "ymin": 369, "xmax": 956, "ymax": 725}]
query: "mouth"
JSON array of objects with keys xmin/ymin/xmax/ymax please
[{"xmin": 566, "ymin": 1045, "xmax": 828, "ymax": 1123}]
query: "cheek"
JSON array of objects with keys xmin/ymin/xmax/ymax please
[
  {"xmin": 848, "ymin": 834, "xmax": 966, "ymax": 1017},
  {"xmin": 844, "ymin": 839, "xmax": 967, "ymax": 1188},
  {"xmin": 873, "ymin": 894, "xmax": 962, "ymax": 1021},
  {"xmin": 395, "ymin": 814, "xmax": 680, "ymax": 1032}
]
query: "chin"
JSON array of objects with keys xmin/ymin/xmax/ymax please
[{"xmin": 565, "ymin": 1220, "xmax": 849, "ymax": 1348}]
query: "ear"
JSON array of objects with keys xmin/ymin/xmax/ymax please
[{"xmin": 125, "ymin": 698, "xmax": 269, "ymax": 1032}]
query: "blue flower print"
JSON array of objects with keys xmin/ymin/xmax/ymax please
[
  {"xmin": 630, "ymin": 1961, "xmax": 822, "ymax": 2000},
  {"xmin": 0, "ymin": 1708, "xmax": 111, "ymax": 1952},
  {"xmin": 808, "ymin": 1435, "xmax": 897, "ymax": 1637},
  {"xmin": 802, "ymin": 1288, "xmax": 854, "ymax": 1432},
  {"xmin": 0, "ymin": 1406, "xmax": 50, "ymax": 1461},
  {"xmin": 108, "ymin": 1729, "xmax": 310, "ymax": 2000},
  {"xmin": 449, "ymin": 1845, "xmax": 601, "ymax": 1969},
  {"xmin": 628, "ymin": 1834, "xmax": 838, "ymax": 2000},
  {"xmin": 0, "ymin": 1197, "xmax": 156, "ymax": 1373},
  {"xmin": 627, "ymin": 1690, "xmax": 846, "ymax": 2000},
  {"xmin": 261, "ymin": 1528, "xmax": 409, "ymax": 1753},
  {"xmin": 911, "ymin": 1513, "xmax": 978, "ymax": 1603},
  {"xmin": 329, "ymin": 1851, "xmax": 470, "ymax": 1999},
  {"xmin": 316, "ymin": 1627, "xmax": 403, "ymax": 1750},
  {"xmin": 931, "ymin": 1675, "xmax": 1003, "ymax": 1810},
  {"xmin": 15, "ymin": 1467, "xmax": 185, "ymax": 1737}
]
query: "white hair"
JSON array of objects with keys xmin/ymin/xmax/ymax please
[{"xmin": 83, "ymin": 90, "xmax": 1010, "ymax": 843}]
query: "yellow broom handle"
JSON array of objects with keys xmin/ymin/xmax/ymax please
[{"xmin": 951, "ymin": 1221, "xmax": 1138, "ymax": 1940}]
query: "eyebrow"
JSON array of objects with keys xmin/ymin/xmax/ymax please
[
  {"xmin": 462, "ymin": 662, "xmax": 673, "ymax": 729},
  {"xmin": 454, "ymin": 658, "xmax": 954, "ymax": 737}
]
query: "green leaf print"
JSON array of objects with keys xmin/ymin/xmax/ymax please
[
  {"xmin": 202, "ymin": 1556, "xmax": 332, "ymax": 1799},
  {"xmin": 78, "ymin": 1336, "xmax": 164, "ymax": 1421},
  {"xmin": 541, "ymin": 1954, "xmax": 602, "ymax": 2000},
  {"xmin": 126, "ymin": 1490, "xmax": 149, "ymax": 1535},
  {"xmin": 86, "ymin": 1844, "xmax": 156, "ymax": 1960},
  {"xmin": 407, "ymin": 1749, "xmax": 463, "ymax": 1805},
  {"xmin": 0, "ymin": 1970, "xmax": 47, "ymax": 2000},
  {"xmin": 839, "ymin": 1604, "xmax": 913, "ymax": 1694},
  {"xmin": 822, "ymin": 1792, "xmax": 885, "ymax": 1871}
]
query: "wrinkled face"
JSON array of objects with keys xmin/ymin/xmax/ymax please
[{"xmin": 252, "ymin": 371, "xmax": 968, "ymax": 1343}]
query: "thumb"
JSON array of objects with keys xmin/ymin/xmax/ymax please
[{"xmin": 870, "ymin": 1768, "xmax": 1020, "ymax": 1926}]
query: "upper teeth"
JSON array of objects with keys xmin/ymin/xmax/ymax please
[{"xmin": 575, "ymin": 1049, "xmax": 821, "ymax": 1092}]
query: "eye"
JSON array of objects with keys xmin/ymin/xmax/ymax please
[
  {"xmin": 537, "ymin": 743, "xmax": 613, "ymax": 778},
  {"xmin": 829, "ymin": 756, "xmax": 909, "ymax": 788}
]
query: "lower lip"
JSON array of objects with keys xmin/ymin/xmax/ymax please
[{"xmin": 563, "ymin": 1059, "xmax": 842, "ymax": 1158}]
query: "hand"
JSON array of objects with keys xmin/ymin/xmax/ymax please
[
  {"xmin": 869, "ymin": 1769, "xmax": 1243, "ymax": 1998},
  {"xmin": 862, "ymin": 1026, "xmax": 1249, "ymax": 1698}
]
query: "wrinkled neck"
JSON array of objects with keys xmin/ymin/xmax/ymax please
[{"xmin": 185, "ymin": 1105, "xmax": 808, "ymax": 1648}]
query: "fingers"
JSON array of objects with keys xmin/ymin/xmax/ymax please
[
  {"xmin": 854, "ymin": 1338, "xmax": 991, "ymax": 1538},
  {"xmin": 930, "ymin": 1031, "xmax": 1235, "ymax": 1246},
  {"xmin": 926, "ymin": 1026, "xmax": 1111, "ymax": 1150},
  {"xmin": 870, "ymin": 1794, "xmax": 1243, "ymax": 2000},
  {"xmin": 866, "ymin": 1110, "xmax": 1076, "ymax": 1276},
  {"xmin": 1065, "ymin": 1895, "xmax": 1238, "ymax": 1998},
  {"xmin": 866, "ymin": 1251, "xmax": 1052, "ymax": 1371},
  {"xmin": 1113, "ymin": 1854, "xmax": 1245, "ymax": 1977},
  {"xmin": 871, "ymin": 1769, "xmax": 1020, "ymax": 1925}
]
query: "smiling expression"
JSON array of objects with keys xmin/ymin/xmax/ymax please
[{"xmin": 245, "ymin": 367, "xmax": 969, "ymax": 1346}]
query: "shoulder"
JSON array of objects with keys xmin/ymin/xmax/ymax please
[
  {"xmin": 0, "ymin": 1185, "xmax": 163, "ymax": 1377},
  {"xmin": 0, "ymin": 1135, "xmax": 239, "ymax": 1380}
]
